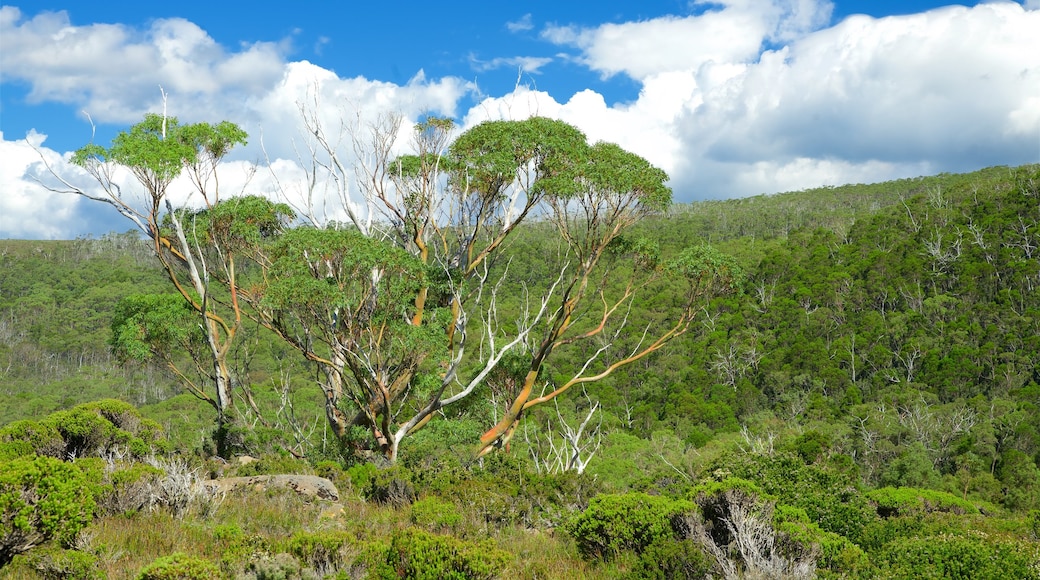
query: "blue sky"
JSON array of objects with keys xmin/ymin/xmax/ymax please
[{"xmin": 2, "ymin": 1, "xmax": 1039, "ymax": 238}]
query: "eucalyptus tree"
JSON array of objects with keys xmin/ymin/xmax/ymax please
[
  {"xmin": 259, "ymin": 108, "xmax": 744, "ymax": 461},
  {"xmin": 35, "ymin": 106, "xmax": 272, "ymax": 427}
]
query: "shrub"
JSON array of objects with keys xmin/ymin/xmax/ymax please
[
  {"xmin": 690, "ymin": 478, "xmax": 817, "ymax": 580},
  {"xmin": 25, "ymin": 546, "xmax": 101, "ymax": 580},
  {"xmin": 0, "ymin": 420, "xmax": 64, "ymax": 460},
  {"xmin": 286, "ymin": 530, "xmax": 352, "ymax": 576},
  {"xmin": 135, "ymin": 552, "xmax": 221, "ymax": 580},
  {"xmin": 0, "ymin": 455, "xmax": 95, "ymax": 567},
  {"xmin": 410, "ymin": 496, "xmax": 462, "ymax": 531},
  {"xmin": 877, "ymin": 535, "xmax": 1040, "ymax": 580},
  {"xmin": 627, "ymin": 537, "xmax": 712, "ymax": 580},
  {"xmin": 97, "ymin": 462, "xmax": 164, "ymax": 516},
  {"xmin": 774, "ymin": 506, "xmax": 869, "ymax": 576},
  {"xmin": 375, "ymin": 528, "xmax": 510, "ymax": 580},
  {"xmin": 365, "ymin": 464, "xmax": 415, "ymax": 506},
  {"xmin": 866, "ymin": 486, "xmax": 980, "ymax": 518},
  {"xmin": 566, "ymin": 492, "xmax": 695, "ymax": 559},
  {"xmin": 38, "ymin": 400, "xmax": 168, "ymax": 460},
  {"xmin": 712, "ymin": 452, "xmax": 877, "ymax": 543}
]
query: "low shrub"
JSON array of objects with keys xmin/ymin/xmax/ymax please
[
  {"xmin": 410, "ymin": 496, "xmax": 462, "ymax": 531},
  {"xmin": 42, "ymin": 400, "xmax": 167, "ymax": 460},
  {"xmin": 286, "ymin": 530, "xmax": 352, "ymax": 576},
  {"xmin": 365, "ymin": 464, "xmax": 415, "ymax": 506},
  {"xmin": 566, "ymin": 492, "xmax": 695, "ymax": 559},
  {"xmin": 374, "ymin": 528, "xmax": 510, "ymax": 580},
  {"xmin": 876, "ymin": 534, "xmax": 1040, "ymax": 580},
  {"xmin": 867, "ymin": 486, "xmax": 980, "ymax": 517},
  {"xmin": 0, "ymin": 420, "xmax": 64, "ymax": 460},
  {"xmin": 0, "ymin": 455, "xmax": 95, "ymax": 567},
  {"xmin": 135, "ymin": 552, "xmax": 221, "ymax": 580},
  {"xmin": 627, "ymin": 537, "xmax": 712, "ymax": 580},
  {"xmin": 25, "ymin": 546, "xmax": 101, "ymax": 580}
]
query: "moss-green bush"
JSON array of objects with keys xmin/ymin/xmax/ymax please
[
  {"xmin": 365, "ymin": 464, "xmax": 415, "ymax": 506},
  {"xmin": 710, "ymin": 452, "xmax": 877, "ymax": 544},
  {"xmin": 626, "ymin": 537, "xmax": 712, "ymax": 580},
  {"xmin": 566, "ymin": 492, "xmax": 695, "ymax": 559},
  {"xmin": 774, "ymin": 505, "xmax": 869, "ymax": 576},
  {"xmin": 25, "ymin": 546, "xmax": 101, "ymax": 580},
  {"xmin": 0, "ymin": 420, "xmax": 65, "ymax": 460},
  {"xmin": 410, "ymin": 496, "xmax": 462, "ymax": 531},
  {"xmin": 135, "ymin": 552, "xmax": 222, "ymax": 580},
  {"xmin": 374, "ymin": 528, "xmax": 510, "ymax": 580},
  {"xmin": 876, "ymin": 534, "xmax": 1040, "ymax": 580},
  {"xmin": 867, "ymin": 486, "xmax": 980, "ymax": 517},
  {"xmin": 0, "ymin": 454, "xmax": 96, "ymax": 567},
  {"xmin": 286, "ymin": 530, "xmax": 351, "ymax": 575}
]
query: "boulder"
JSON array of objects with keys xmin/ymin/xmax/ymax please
[{"xmin": 204, "ymin": 474, "xmax": 339, "ymax": 502}]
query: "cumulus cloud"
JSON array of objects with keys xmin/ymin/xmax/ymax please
[
  {"xmin": 2, "ymin": 1, "xmax": 1038, "ymax": 238},
  {"xmin": 0, "ymin": 6, "xmax": 287, "ymax": 124},
  {"xmin": 0, "ymin": 131, "xmax": 123, "ymax": 238},
  {"xmin": 543, "ymin": 0, "xmax": 834, "ymax": 81},
  {"xmin": 671, "ymin": 2, "xmax": 1040, "ymax": 196}
]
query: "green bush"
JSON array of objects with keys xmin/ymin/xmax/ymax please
[
  {"xmin": 365, "ymin": 464, "xmax": 415, "ymax": 506},
  {"xmin": 25, "ymin": 546, "xmax": 101, "ymax": 580},
  {"xmin": 626, "ymin": 537, "xmax": 712, "ymax": 580},
  {"xmin": 37, "ymin": 400, "xmax": 168, "ymax": 460},
  {"xmin": 374, "ymin": 528, "xmax": 510, "ymax": 580},
  {"xmin": 286, "ymin": 530, "xmax": 351, "ymax": 575},
  {"xmin": 0, "ymin": 420, "xmax": 64, "ymax": 459},
  {"xmin": 866, "ymin": 486, "xmax": 980, "ymax": 517},
  {"xmin": 712, "ymin": 452, "xmax": 877, "ymax": 543},
  {"xmin": 0, "ymin": 455, "xmax": 95, "ymax": 567},
  {"xmin": 135, "ymin": 552, "xmax": 222, "ymax": 580},
  {"xmin": 774, "ymin": 506, "xmax": 869, "ymax": 576},
  {"xmin": 566, "ymin": 492, "xmax": 695, "ymax": 559},
  {"xmin": 876, "ymin": 535, "xmax": 1040, "ymax": 580},
  {"xmin": 410, "ymin": 496, "xmax": 462, "ymax": 531}
]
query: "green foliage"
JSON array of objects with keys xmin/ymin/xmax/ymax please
[
  {"xmin": 35, "ymin": 399, "xmax": 167, "ymax": 460},
  {"xmin": 374, "ymin": 528, "xmax": 510, "ymax": 580},
  {"xmin": 0, "ymin": 420, "xmax": 64, "ymax": 460},
  {"xmin": 135, "ymin": 552, "xmax": 222, "ymax": 580},
  {"xmin": 0, "ymin": 455, "xmax": 95, "ymax": 566},
  {"xmin": 364, "ymin": 465, "xmax": 416, "ymax": 506},
  {"xmin": 410, "ymin": 496, "xmax": 462, "ymax": 531},
  {"xmin": 867, "ymin": 486, "xmax": 980, "ymax": 517},
  {"xmin": 566, "ymin": 492, "xmax": 695, "ymax": 559},
  {"xmin": 24, "ymin": 546, "xmax": 101, "ymax": 580},
  {"xmin": 286, "ymin": 530, "xmax": 351, "ymax": 575},
  {"xmin": 110, "ymin": 294, "xmax": 202, "ymax": 365},
  {"xmin": 712, "ymin": 452, "xmax": 877, "ymax": 543},
  {"xmin": 876, "ymin": 534, "xmax": 1040, "ymax": 580},
  {"xmin": 626, "ymin": 537, "xmax": 712, "ymax": 580},
  {"xmin": 774, "ymin": 506, "xmax": 870, "ymax": 575}
]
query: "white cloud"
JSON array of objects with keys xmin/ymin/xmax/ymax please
[
  {"xmin": 543, "ymin": 0, "xmax": 833, "ymax": 81},
  {"xmin": 507, "ymin": 14, "xmax": 534, "ymax": 33},
  {"xmin": 2, "ymin": 2, "xmax": 1038, "ymax": 238},
  {"xmin": 0, "ymin": 6, "xmax": 286, "ymax": 124},
  {"xmin": 0, "ymin": 131, "xmax": 121, "ymax": 239},
  {"xmin": 672, "ymin": 2, "xmax": 1040, "ymax": 197},
  {"xmin": 469, "ymin": 54, "xmax": 553, "ymax": 74}
]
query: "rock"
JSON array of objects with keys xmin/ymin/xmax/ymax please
[
  {"xmin": 203, "ymin": 474, "xmax": 339, "ymax": 502},
  {"xmin": 236, "ymin": 455, "xmax": 258, "ymax": 466}
]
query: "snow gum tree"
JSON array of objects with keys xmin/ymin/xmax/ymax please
[
  {"xmin": 34, "ymin": 103, "xmax": 276, "ymax": 433},
  {"xmin": 262, "ymin": 107, "xmax": 744, "ymax": 461}
]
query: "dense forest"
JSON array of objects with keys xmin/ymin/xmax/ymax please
[{"xmin": 2, "ymin": 159, "xmax": 1039, "ymax": 578}]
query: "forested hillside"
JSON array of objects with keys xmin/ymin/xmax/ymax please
[{"xmin": 2, "ymin": 164, "xmax": 1038, "ymax": 578}]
